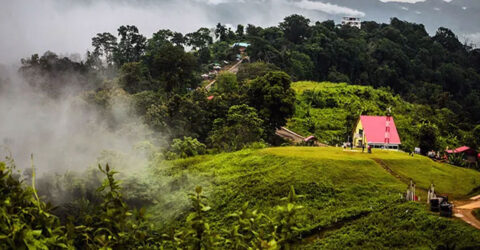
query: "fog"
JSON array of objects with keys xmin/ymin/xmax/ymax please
[
  {"xmin": 0, "ymin": 0, "xmax": 324, "ymax": 64},
  {"xmin": 0, "ymin": 64, "xmax": 158, "ymax": 174},
  {"xmin": 1, "ymin": 0, "xmax": 479, "ymax": 65}
]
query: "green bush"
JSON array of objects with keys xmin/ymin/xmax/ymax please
[
  {"xmin": 0, "ymin": 161, "xmax": 69, "ymax": 249},
  {"xmin": 165, "ymin": 136, "xmax": 207, "ymax": 160}
]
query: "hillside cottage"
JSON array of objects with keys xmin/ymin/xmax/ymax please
[
  {"xmin": 445, "ymin": 146, "xmax": 478, "ymax": 163},
  {"xmin": 353, "ymin": 115, "xmax": 401, "ymax": 149}
]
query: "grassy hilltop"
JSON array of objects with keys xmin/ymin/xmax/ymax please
[
  {"xmin": 287, "ymin": 81, "xmax": 462, "ymax": 150},
  {"xmin": 157, "ymin": 147, "xmax": 480, "ymax": 248}
]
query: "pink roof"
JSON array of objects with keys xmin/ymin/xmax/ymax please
[
  {"xmin": 304, "ymin": 136, "xmax": 316, "ymax": 142},
  {"xmin": 360, "ymin": 115, "xmax": 401, "ymax": 144},
  {"xmin": 446, "ymin": 146, "xmax": 471, "ymax": 154}
]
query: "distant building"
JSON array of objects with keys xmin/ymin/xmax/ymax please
[
  {"xmin": 232, "ymin": 42, "xmax": 250, "ymax": 54},
  {"xmin": 353, "ymin": 115, "xmax": 401, "ymax": 149},
  {"xmin": 342, "ymin": 17, "xmax": 361, "ymax": 29},
  {"xmin": 445, "ymin": 146, "xmax": 478, "ymax": 163}
]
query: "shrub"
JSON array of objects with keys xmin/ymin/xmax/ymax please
[
  {"xmin": 165, "ymin": 136, "xmax": 207, "ymax": 160},
  {"xmin": 0, "ymin": 161, "xmax": 69, "ymax": 249}
]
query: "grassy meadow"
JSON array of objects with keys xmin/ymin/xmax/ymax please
[{"xmin": 153, "ymin": 146, "xmax": 480, "ymax": 248}]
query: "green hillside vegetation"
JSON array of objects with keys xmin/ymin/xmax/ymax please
[
  {"xmin": 288, "ymin": 81, "xmax": 463, "ymax": 151},
  {"xmin": 154, "ymin": 147, "xmax": 480, "ymax": 248}
]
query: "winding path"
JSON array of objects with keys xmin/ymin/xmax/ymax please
[
  {"xmin": 373, "ymin": 158, "xmax": 480, "ymax": 230},
  {"xmin": 453, "ymin": 197, "xmax": 480, "ymax": 229},
  {"xmin": 205, "ymin": 58, "xmax": 244, "ymax": 91}
]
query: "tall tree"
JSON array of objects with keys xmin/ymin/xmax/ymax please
[
  {"xmin": 208, "ymin": 104, "xmax": 264, "ymax": 151},
  {"xmin": 279, "ymin": 14, "xmax": 311, "ymax": 44},
  {"xmin": 186, "ymin": 28, "xmax": 213, "ymax": 50},
  {"xmin": 114, "ymin": 25, "xmax": 147, "ymax": 66},
  {"xmin": 247, "ymin": 71, "xmax": 295, "ymax": 139},
  {"xmin": 143, "ymin": 43, "xmax": 198, "ymax": 93},
  {"xmin": 91, "ymin": 32, "xmax": 118, "ymax": 66},
  {"xmin": 236, "ymin": 24, "xmax": 245, "ymax": 38},
  {"xmin": 215, "ymin": 23, "xmax": 228, "ymax": 41}
]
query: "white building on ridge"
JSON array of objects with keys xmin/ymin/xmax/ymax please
[{"xmin": 342, "ymin": 17, "xmax": 361, "ymax": 29}]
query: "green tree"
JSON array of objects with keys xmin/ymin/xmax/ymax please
[
  {"xmin": 279, "ymin": 14, "xmax": 311, "ymax": 44},
  {"xmin": 247, "ymin": 71, "xmax": 295, "ymax": 140},
  {"xmin": 209, "ymin": 104, "xmax": 264, "ymax": 151},
  {"xmin": 215, "ymin": 23, "xmax": 228, "ymax": 41},
  {"xmin": 418, "ymin": 122, "xmax": 439, "ymax": 154},
  {"xmin": 114, "ymin": 25, "xmax": 147, "ymax": 66},
  {"xmin": 119, "ymin": 62, "xmax": 152, "ymax": 93},
  {"xmin": 186, "ymin": 28, "xmax": 213, "ymax": 50},
  {"xmin": 465, "ymin": 125, "xmax": 480, "ymax": 150},
  {"xmin": 433, "ymin": 27, "xmax": 463, "ymax": 52},
  {"xmin": 213, "ymin": 72, "xmax": 238, "ymax": 93},
  {"xmin": 143, "ymin": 43, "xmax": 198, "ymax": 93},
  {"xmin": 236, "ymin": 24, "xmax": 245, "ymax": 38},
  {"xmin": 237, "ymin": 61, "xmax": 279, "ymax": 82},
  {"xmin": 91, "ymin": 32, "xmax": 118, "ymax": 67}
]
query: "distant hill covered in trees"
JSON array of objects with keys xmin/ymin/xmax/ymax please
[{"xmin": 17, "ymin": 15, "xmax": 480, "ymax": 152}]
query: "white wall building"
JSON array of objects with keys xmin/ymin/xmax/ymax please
[{"xmin": 342, "ymin": 17, "xmax": 361, "ymax": 29}]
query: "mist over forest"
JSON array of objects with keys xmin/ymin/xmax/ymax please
[{"xmin": 2, "ymin": 1, "xmax": 480, "ymax": 249}]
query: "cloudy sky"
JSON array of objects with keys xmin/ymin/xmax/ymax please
[{"xmin": 0, "ymin": 0, "xmax": 478, "ymax": 64}]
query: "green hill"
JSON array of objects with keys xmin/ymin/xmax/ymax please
[
  {"xmin": 287, "ymin": 81, "xmax": 462, "ymax": 150},
  {"xmin": 156, "ymin": 147, "xmax": 480, "ymax": 248}
]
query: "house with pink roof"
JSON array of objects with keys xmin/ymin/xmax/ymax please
[{"xmin": 352, "ymin": 115, "xmax": 401, "ymax": 149}]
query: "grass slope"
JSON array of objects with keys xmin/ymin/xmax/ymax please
[
  {"xmin": 288, "ymin": 81, "xmax": 460, "ymax": 150},
  {"xmin": 156, "ymin": 147, "xmax": 480, "ymax": 248}
]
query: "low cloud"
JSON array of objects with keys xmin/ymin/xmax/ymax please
[
  {"xmin": 0, "ymin": 66, "xmax": 160, "ymax": 174},
  {"xmin": 294, "ymin": 0, "xmax": 365, "ymax": 17},
  {"xmin": 379, "ymin": 0, "xmax": 426, "ymax": 3}
]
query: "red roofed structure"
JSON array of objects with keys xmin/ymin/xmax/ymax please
[
  {"xmin": 445, "ymin": 146, "xmax": 478, "ymax": 163},
  {"xmin": 353, "ymin": 115, "xmax": 401, "ymax": 149},
  {"xmin": 445, "ymin": 146, "xmax": 472, "ymax": 154}
]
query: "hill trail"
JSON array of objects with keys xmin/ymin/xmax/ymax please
[
  {"xmin": 374, "ymin": 158, "xmax": 480, "ymax": 230},
  {"xmin": 454, "ymin": 199, "xmax": 480, "ymax": 229},
  {"xmin": 205, "ymin": 58, "xmax": 244, "ymax": 90}
]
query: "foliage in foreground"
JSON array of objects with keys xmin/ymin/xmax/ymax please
[
  {"xmin": 307, "ymin": 202, "xmax": 480, "ymax": 249},
  {"xmin": 0, "ymin": 160, "xmax": 315, "ymax": 249},
  {"xmin": 0, "ymin": 161, "xmax": 68, "ymax": 249},
  {"xmin": 3, "ymin": 147, "xmax": 480, "ymax": 249}
]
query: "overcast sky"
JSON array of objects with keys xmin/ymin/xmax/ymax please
[{"xmin": 0, "ymin": 0, "xmax": 479, "ymax": 64}]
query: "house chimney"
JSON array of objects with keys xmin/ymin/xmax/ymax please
[{"xmin": 385, "ymin": 107, "xmax": 392, "ymax": 144}]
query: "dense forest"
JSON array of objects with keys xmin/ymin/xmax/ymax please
[
  {"xmin": 4, "ymin": 15, "xmax": 480, "ymax": 249},
  {"xmin": 18, "ymin": 15, "xmax": 480, "ymax": 154}
]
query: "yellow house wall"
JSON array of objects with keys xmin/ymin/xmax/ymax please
[{"xmin": 353, "ymin": 120, "xmax": 367, "ymax": 147}]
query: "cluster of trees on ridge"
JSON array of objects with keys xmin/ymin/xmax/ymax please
[{"xmin": 17, "ymin": 15, "xmax": 480, "ymax": 155}]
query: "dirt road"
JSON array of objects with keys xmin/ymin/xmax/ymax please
[
  {"xmin": 205, "ymin": 59, "xmax": 244, "ymax": 90},
  {"xmin": 454, "ymin": 198, "xmax": 480, "ymax": 229},
  {"xmin": 374, "ymin": 158, "xmax": 480, "ymax": 230}
]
